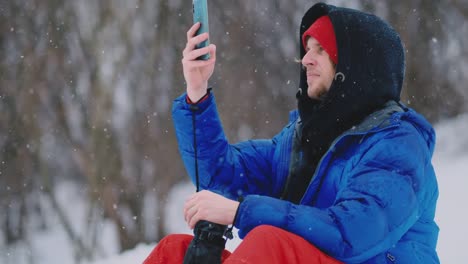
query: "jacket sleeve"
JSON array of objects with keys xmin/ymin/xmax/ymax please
[
  {"xmin": 234, "ymin": 125, "xmax": 437, "ymax": 263},
  {"xmin": 172, "ymin": 92, "xmax": 286, "ymax": 199}
]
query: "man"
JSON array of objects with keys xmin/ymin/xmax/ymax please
[{"xmin": 145, "ymin": 2, "xmax": 440, "ymax": 263}]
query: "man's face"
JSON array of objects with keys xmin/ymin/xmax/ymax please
[{"xmin": 302, "ymin": 37, "xmax": 336, "ymax": 99}]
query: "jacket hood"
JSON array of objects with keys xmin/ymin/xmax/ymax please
[{"xmin": 297, "ymin": 3, "xmax": 406, "ymax": 131}]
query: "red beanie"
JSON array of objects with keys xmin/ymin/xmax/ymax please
[{"xmin": 302, "ymin": 16, "xmax": 338, "ymax": 64}]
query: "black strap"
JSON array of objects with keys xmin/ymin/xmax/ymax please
[
  {"xmin": 189, "ymin": 88, "xmax": 212, "ymax": 192},
  {"xmin": 189, "ymin": 104, "xmax": 200, "ymax": 192},
  {"xmin": 224, "ymin": 196, "xmax": 244, "ymax": 239}
]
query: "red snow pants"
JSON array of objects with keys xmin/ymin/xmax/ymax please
[{"xmin": 143, "ymin": 225, "xmax": 342, "ymax": 264}]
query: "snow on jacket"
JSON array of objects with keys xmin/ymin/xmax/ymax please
[{"xmin": 172, "ymin": 2, "xmax": 439, "ymax": 264}]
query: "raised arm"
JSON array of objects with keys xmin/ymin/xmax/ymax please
[{"xmin": 172, "ymin": 92, "xmax": 293, "ymax": 200}]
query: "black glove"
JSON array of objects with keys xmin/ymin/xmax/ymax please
[{"xmin": 183, "ymin": 220, "xmax": 228, "ymax": 264}]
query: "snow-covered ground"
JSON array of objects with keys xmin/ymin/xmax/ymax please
[{"xmin": 2, "ymin": 113, "xmax": 467, "ymax": 263}]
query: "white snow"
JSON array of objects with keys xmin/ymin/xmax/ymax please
[{"xmin": 2, "ymin": 113, "xmax": 467, "ymax": 263}]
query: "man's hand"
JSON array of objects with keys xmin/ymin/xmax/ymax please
[
  {"xmin": 184, "ymin": 190, "xmax": 239, "ymax": 229},
  {"xmin": 182, "ymin": 22, "xmax": 217, "ymax": 102}
]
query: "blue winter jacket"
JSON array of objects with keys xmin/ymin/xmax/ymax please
[
  {"xmin": 173, "ymin": 2, "xmax": 439, "ymax": 263},
  {"xmin": 173, "ymin": 94, "xmax": 439, "ymax": 263}
]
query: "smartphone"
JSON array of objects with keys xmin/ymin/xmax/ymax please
[{"xmin": 192, "ymin": 0, "xmax": 210, "ymax": 60}]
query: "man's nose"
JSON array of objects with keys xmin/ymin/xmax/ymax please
[{"xmin": 302, "ymin": 52, "xmax": 316, "ymax": 67}]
